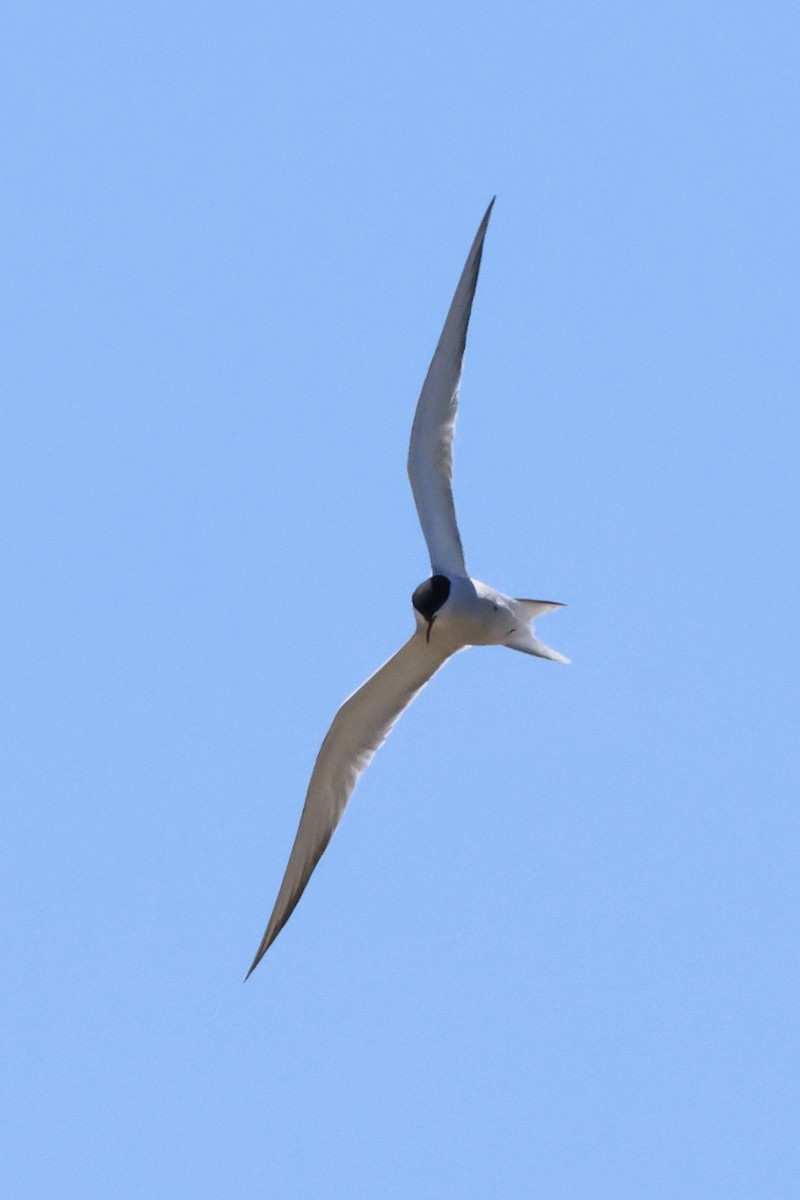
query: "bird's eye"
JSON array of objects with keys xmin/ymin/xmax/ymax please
[{"xmin": 492, "ymin": 604, "xmax": 499, "ymax": 612}]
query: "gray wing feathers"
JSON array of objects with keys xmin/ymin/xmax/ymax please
[
  {"xmin": 246, "ymin": 635, "xmax": 452, "ymax": 975},
  {"xmin": 407, "ymin": 199, "xmax": 495, "ymax": 576}
]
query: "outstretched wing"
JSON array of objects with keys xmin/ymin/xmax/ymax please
[
  {"xmin": 407, "ymin": 199, "xmax": 495, "ymax": 577},
  {"xmin": 246, "ymin": 634, "xmax": 453, "ymax": 976}
]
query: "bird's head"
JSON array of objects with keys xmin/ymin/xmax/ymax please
[{"xmin": 411, "ymin": 574, "xmax": 451, "ymax": 642}]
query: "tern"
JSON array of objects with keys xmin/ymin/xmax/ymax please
[{"xmin": 246, "ymin": 199, "xmax": 568, "ymax": 977}]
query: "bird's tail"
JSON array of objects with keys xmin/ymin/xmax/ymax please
[{"xmin": 504, "ymin": 599, "xmax": 570, "ymax": 663}]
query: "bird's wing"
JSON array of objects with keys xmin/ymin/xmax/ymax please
[
  {"xmin": 246, "ymin": 634, "xmax": 453, "ymax": 975},
  {"xmin": 407, "ymin": 198, "xmax": 495, "ymax": 577}
]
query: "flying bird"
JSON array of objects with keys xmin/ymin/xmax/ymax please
[{"xmin": 246, "ymin": 199, "xmax": 568, "ymax": 977}]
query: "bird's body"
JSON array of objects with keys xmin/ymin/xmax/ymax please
[
  {"xmin": 246, "ymin": 200, "xmax": 567, "ymax": 976},
  {"xmin": 412, "ymin": 574, "xmax": 567, "ymax": 657}
]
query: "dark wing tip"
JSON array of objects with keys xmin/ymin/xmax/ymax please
[
  {"xmin": 244, "ymin": 940, "xmax": 269, "ymax": 981},
  {"xmin": 243, "ymin": 917, "xmax": 284, "ymax": 980},
  {"xmin": 475, "ymin": 197, "xmax": 496, "ymax": 244}
]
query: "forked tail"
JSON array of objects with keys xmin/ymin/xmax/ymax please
[{"xmin": 505, "ymin": 599, "xmax": 570, "ymax": 663}]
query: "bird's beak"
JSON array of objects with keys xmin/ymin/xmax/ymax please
[{"xmin": 425, "ymin": 617, "xmax": 435, "ymax": 643}]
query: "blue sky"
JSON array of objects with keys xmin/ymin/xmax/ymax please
[{"xmin": 4, "ymin": 2, "xmax": 799, "ymax": 1196}]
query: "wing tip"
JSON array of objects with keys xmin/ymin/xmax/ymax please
[
  {"xmin": 475, "ymin": 196, "xmax": 496, "ymax": 245},
  {"xmin": 244, "ymin": 931, "xmax": 268, "ymax": 979}
]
